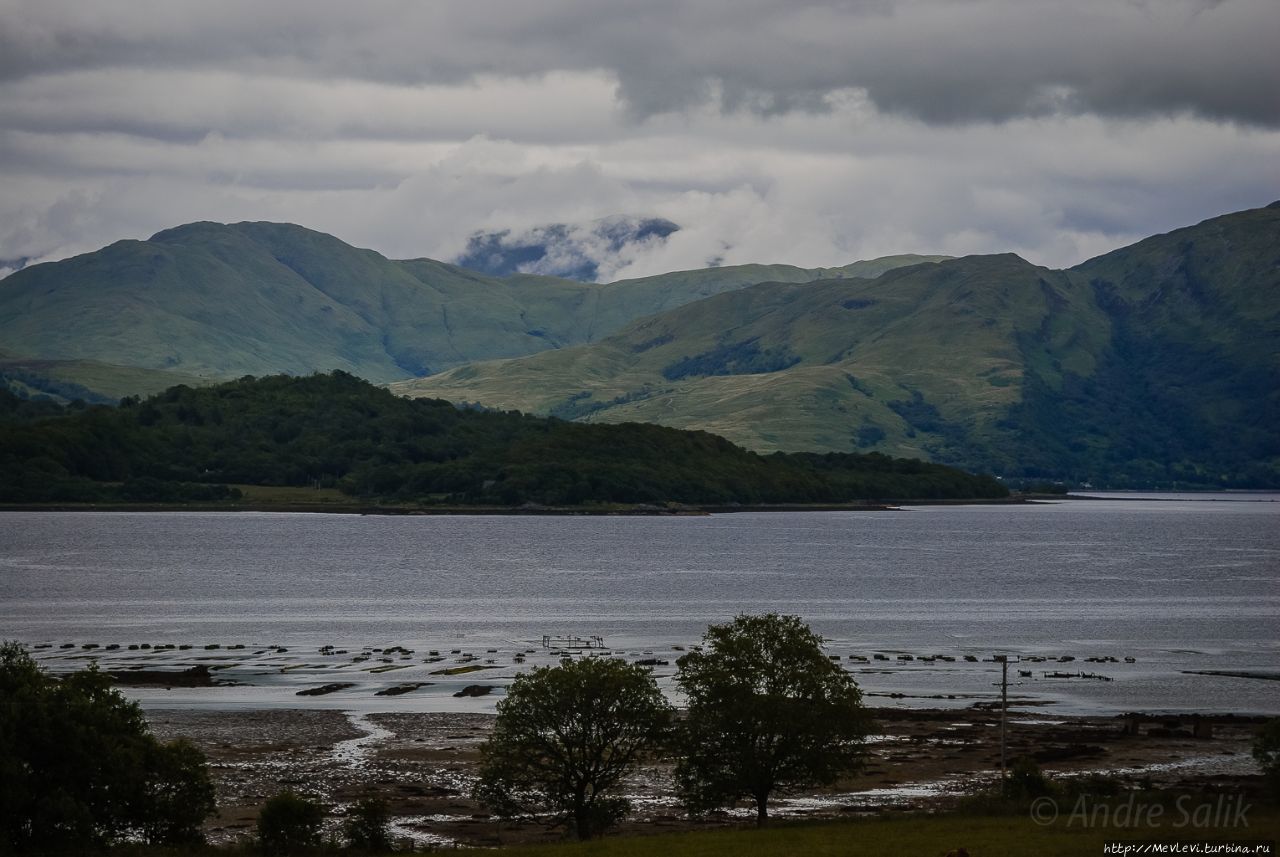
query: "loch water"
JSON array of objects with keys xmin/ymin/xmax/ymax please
[{"xmin": 2, "ymin": 497, "xmax": 1277, "ymax": 715}]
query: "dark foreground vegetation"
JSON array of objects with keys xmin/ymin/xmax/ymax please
[
  {"xmin": 0, "ymin": 642, "xmax": 215, "ymax": 851},
  {"xmin": 0, "ymin": 372, "xmax": 1006, "ymax": 507}
]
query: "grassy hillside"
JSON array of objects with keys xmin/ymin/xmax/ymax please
[
  {"xmin": 1041, "ymin": 201, "xmax": 1280, "ymax": 485},
  {"xmin": 397, "ymin": 204, "xmax": 1280, "ymax": 488},
  {"xmin": 0, "ymin": 353, "xmax": 209, "ymax": 404},
  {"xmin": 396, "ymin": 255, "xmax": 1109, "ymax": 463},
  {"xmin": 0, "ymin": 222, "xmax": 591, "ymax": 383},
  {"xmin": 0, "ymin": 372, "xmax": 1007, "ymax": 507},
  {"xmin": 0, "ymin": 222, "xmax": 937, "ymax": 394}
]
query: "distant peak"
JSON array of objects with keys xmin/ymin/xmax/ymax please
[
  {"xmin": 148, "ymin": 220, "xmax": 326, "ymax": 245},
  {"xmin": 938, "ymin": 251, "xmax": 1035, "ymax": 268},
  {"xmin": 147, "ymin": 221, "xmax": 232, "ymax": 242}
]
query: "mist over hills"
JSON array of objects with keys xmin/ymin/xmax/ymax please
[{"xmin": 2, "ymin": 203, "xmax": 1276, "ymax": 487}]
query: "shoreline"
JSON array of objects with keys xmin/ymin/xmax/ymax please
[
  {"xmin": 0, "ymin": 497, "xmax": 1041, "ymax": 515},
  {"xmin": 24, "ymin": 491, "xmax": 1280, "ymax": 516},
  {"xmin": 9, "ymin": 492, "xmax": 1274, "ymax": 517}
]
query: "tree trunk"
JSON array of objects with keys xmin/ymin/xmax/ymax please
[
  {"xmin": 574, "ymin": 805, "xmax": 592, "ymax": 840},
  {"xmin": 756, "ymin": 796, "xmax": 769, "ymax": 828}
]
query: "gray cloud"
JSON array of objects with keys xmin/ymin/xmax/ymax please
[
  {"xmin": 1, "ymin": 0, "xmax": 1277, "ymax": 126},
  {"xmin": 0, "ymin": 1, "xmax": 1277, "ymax": 281}
]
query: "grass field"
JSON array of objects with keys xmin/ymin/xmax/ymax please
[
  {"xmin": 493, "ymin": 811, "xmax": 1279, "ymax": 857},
  {"xmin": 104, "ymin": 809, "xmax": 1280, "ymax": 856}
]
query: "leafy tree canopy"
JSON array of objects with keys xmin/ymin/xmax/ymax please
[
  {"xmin": 674, "ymin": 614, "xmax": 872, "ymax": 826},
  {"xmin": 474, "ymin": 657, "xmax": 672, "ymax": 840},
  {"xmin": 0, "ymin": 642, "xmax": 216, "ymax": 851}
]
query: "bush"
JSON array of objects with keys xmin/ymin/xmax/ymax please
[
  {"xmin": 138, "ymin": 737, "xmax": 218, "ymax": 846},
  {"xmin": 956, "ymin": 758, "xmax": 1110, "ymax": 816},
  {"xmin": 343, "ymin": 797, "xmax": 392, "ymax": 852},
  {"xmin": 1002, "ymin": 755, "xmax": 1057, "ymax": 801},
  {"xmin": 1254, "ymin": 718, "xmax": 1280, "ymax": 800},
  {"xmin": 258, "ymin": 790, "xmax": 325, "ymax": 855}
]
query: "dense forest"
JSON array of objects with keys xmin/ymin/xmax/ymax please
[{"xmin": 0, "ymin": 373, "xmax": 1006, "ymax": 506}]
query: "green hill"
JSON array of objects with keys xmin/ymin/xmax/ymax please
[
  {"xmin": 0, "ymin": 221, "xmax": 939, "ymax": 396},
  {"xmin": 0, "ymin": 353, "xmax": 207, "ymax": 404},
  {"xmin": 396, "ymin": 204, "xmax": 1280, "ymax": 488},
  {"xmin": 0, "ymin": 372, "xmax": 1007, "ymax": 506}
]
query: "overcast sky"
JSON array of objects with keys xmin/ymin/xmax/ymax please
[{"xmin": 2, "ymin": 0, "xmax": 1278, "ymax": 280}]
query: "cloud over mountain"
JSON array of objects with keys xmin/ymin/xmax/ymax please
[{"xmin": 455, "ymin": 216, "xmax": 680, "ymax": 281}]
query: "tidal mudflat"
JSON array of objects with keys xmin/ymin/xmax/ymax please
[
  {"xmin": 140, "ymin": 705, "xmax": 1264, "ymax": 848},
  {"xmin": 21, "ymin": 633, "xmax": 1279, "ymax": 716}
]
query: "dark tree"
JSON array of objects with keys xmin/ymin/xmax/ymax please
[
  {"xmin": 257, "ymin": 790, "xmax": 325, "ymax": 856},
  {"xmin": 473, "ymin": 657, "xmax": 672, "ymax": 840},
  {"xmin": 0, "ymin": 642, "xmax": 216, "ymax": 851},
  {"xmin": 674, "ymin": 614, "xmax": 872, "ymax": 826}
]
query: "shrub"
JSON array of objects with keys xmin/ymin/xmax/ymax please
[
  {"xmin": 258, "ymin": 790, "xmax": 325, "ymax": 855},
  {"xmin": 343, "ymin": 797, "xmax": 392, "ymax": 852},
  {"xmin": 1253, "ymin": 718, "xmax": 1280, "ymax": 800}
]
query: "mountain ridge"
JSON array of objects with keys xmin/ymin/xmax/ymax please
[
  {"xmin": 0, "ymin": 220, "xmax": 943, "ymax": 395},
  {"xmin": 395, "ymin": 203, "xmax": 1280, "ymax": 487}
]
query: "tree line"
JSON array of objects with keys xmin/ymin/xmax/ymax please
[{"xmin": 0, "ymin": 372, "xmax": 1007, "ymax": 506}]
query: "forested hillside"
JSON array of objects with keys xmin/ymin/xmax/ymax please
[{"xmin": 0, "ymin": 373, "xmax": 1007, "ymax": 507}]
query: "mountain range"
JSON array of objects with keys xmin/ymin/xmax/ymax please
[
  {"xmin": 0, "ymin": 220, "xmax": 932, "ymax": 392},
  {"xmin": 2, "ymin": 203, "xmax": 1277, "ymax": 487}
]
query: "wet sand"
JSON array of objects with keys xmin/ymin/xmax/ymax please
[{"xmin": 144, "ymin": 706, "xmax": 1267, "ymax": 849}]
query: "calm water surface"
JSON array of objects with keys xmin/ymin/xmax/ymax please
[{"xmin": 2, "ymin": 499, "xmax": 1277, "ymax": 714}]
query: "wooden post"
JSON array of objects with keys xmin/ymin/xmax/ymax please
[{"xmin": 997, "ymin": 655, "xmax": 1008, "ymax": 779}]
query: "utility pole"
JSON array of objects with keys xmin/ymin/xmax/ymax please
[{"xmin": 995, "ymin": 654, "xmax": 1008, "ymax": 780}]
